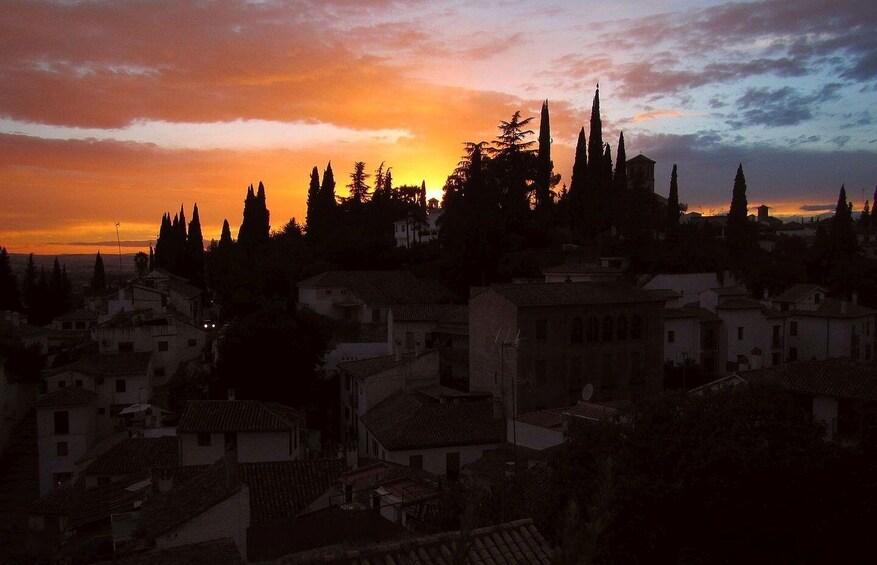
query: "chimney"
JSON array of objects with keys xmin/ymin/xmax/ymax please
[{"xmin": 227, "ymin": 388, "xmax": 236, "ymax": 401}]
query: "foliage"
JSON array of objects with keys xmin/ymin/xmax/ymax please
[
  {"xmin": 0, "ymin": 247, "xmax": 21, "ymax": 312},
  {"xmin": 91, "ymin": 252, "xmax": 106, "ymax": 290}
]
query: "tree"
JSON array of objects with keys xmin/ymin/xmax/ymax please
[
  {"xmin": 187, "ymin": 203, "xmax": 205, "ymax": 286},
  {"xmin": 666, "ymin": 164, "xmax": 681, "ymax": 236},
  {"xmin": 134, "ymin": 252, "xmax": 149, "ymax": 278},
  {"xmin": 91, "ymin": 252, "xmax": 106, "ymax": 290},
  {"xmin": 219, "ymin": 219, "xmax": 233, "ymax": 248},
  {"xmin": 0, "ymin": 247, "xmax": 21, "ymax": 312},
  {"xmin": 829, "ymin": 184, "xmax": 858, "ymax": 259},
  {"xmin": 22, "ymin": 253, "xmax": 37, "ymax": 312},
  {"xmin": 305, "ymin": 166, "xmax": 321, "ymax": 235},
  {"xmin": 859, "ymin": 200, "xmax": 871, "ymax": 229},
  {"xmin": 238, "ymin": 182, "xmax": 271, "ymax": 247},
  {"xmin": 346, "ymin": 161, "xmax": 371, "ymax": 206},
  {"xmin": 535, "ymin": 99, "xmax": 553, "ymax": 210},
  {"xmin": 726, "ymin": 164, "xmax": 752, "ymax": 264}
]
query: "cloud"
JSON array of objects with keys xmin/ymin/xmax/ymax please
[
  {"xmin": 728, "ymin": 83, "xmax": 842, "ymax": 128},
  {"xmin": 631, "ymin": 109, "xmax": 685, "ymax": 123},
  {"xmin": 61, "ymin": 240, "xmax": 153, "ymax": 247},
  {"xmin": 800, "ymin": 204, "xmax": 836, "ymax": 212}
]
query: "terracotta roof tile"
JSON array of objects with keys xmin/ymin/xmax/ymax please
[
  {"xmin": 239, "ymin": 459, "xmax": 344, "ymax": 524},
  {"xmin": 744, "ymin": 360, "xmax": 877, "ymax": 401},
  {"xmin": 84, "ymin": 437, "xmax": 178, "ymax": 476},
  {"xmin": 95, "ymin": 538, "xmax": 243, "ymax": 565},
  {"xmin": 360, "ymin": 391, "xmax": 505, "ymax": 450},
  {"xmin": 177, "ymin": 400, "xmax": 297, "ymax": 432},
  {"xmin": 276, "ymin": 519, "xmax": 552, "ymax": 564}
]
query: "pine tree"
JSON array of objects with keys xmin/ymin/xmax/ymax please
[
  {"xmin": 0, "ymin": 247, "xmax": 21, "ymax": 312},
  {"xmin": 535, "ymin": 99, "xmax": 553, "ymax": 209},
  {"xmin": 91, "ymin": 252, "xmax": 106, "ymax": 290},
  {"xmin": 372, "ymin": 162, "xmax": 388, "ymax": 202},
  {"xmin": 305, "ymin": 166, "xmax": 321, "ymax": 236},
  {"xmin": 346, "ymin": 162, "xmax": 371, "ymax": 206},
  {"xmin": 384, "ymin": 169, "xmax": 393, "ymax": 196},
  {"xmin": 667, "ymin": 164, "xmax": 681, "ymax": 236}
]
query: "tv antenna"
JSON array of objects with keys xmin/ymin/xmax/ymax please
[{"xmin": 114, "ymin": 222, "xmax": 124, "ymax": 283}]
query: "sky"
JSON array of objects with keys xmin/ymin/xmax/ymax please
[{"xmin": 1, "ymin": 0, "xmax": 875, "ymax": 254}]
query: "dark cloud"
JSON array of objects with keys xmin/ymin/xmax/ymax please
[
  {"xmin": 728, "ymin": 84, "xmax": 842, "ymax": 128},
  {"xmin": 800, "ymin": 204, "xmax": 836, "ymax": 212},
  {"xmin": 62, "ymin": 240, "xmax": 152, "ymax": 247}
]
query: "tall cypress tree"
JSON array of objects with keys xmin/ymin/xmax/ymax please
[
  {"xmin": 535, "ymin": 99, "xmax": 553, "ymax": 209},
  {"xmin": 859, "ymin": 200, "xmax": 870, "ymax": 228},
  {"xmin": 255, "ymin": 182, "xmax": 270, "ymax": 240},
  {"xmin": 219, "ymin": 219, "xmax": 233, "ymax": 248},
  {"xmin": 613, "ymin": 132, "xmax": 629, "ymax": 235},
  {"xmin": 91, "ymin": 252, "xmax": 106, "ymax": 290},
  {"xmin": 727, "ymin": 164, "xmax": 751, "ymax": 263},
  {"xmin": 305, "ymin": 166, "xmax": 321, "ymax": 237},
  {"xmin": 568, "ymin": 127, "xmax": 588, "ymax": 201},
  {"xmin": 148, "ymin": 244, "xmax": 155, "ymax": 271},
  {"xmin": 187, "ymin": 203, "xmax": 205, "ymax": 286},
  {"xmin": 667, "ymin": 164, "xmax": 681, "ymax": 235},
  {"xmin": 587, "ymin": 85, "xmax": 603, "ymax": 178},
  {"xmin": 830, "ymin": 184, "xmax": 858, "ymax": 258},
  {"xmin": 0, "ymin": 247, "xmax": 21, "ymax": 312}
]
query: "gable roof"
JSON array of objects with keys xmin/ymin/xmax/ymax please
[
  {"xmin": 177, "ymin": 400, "xmax": 297, "ymax": 433},
  {"xmin": 298, "ymin": 271, "xmax": 457, "ymax": 306},
  {"xmin": 360, "ymin": 391, "xmax": 505, "ymax": 450},
  {"xmin": 627, "ymin": 154, "xmax": 655, "ymax": 164},
  {"xmin": 84, "ymin": 437, "xmax": 178, "ymax": 476},
  {"xmin": 239, "ymin": 459, "xmax": 345, "ymax": 524},
  {"xmin": 773, "ymin": 283, "xmax": 825, "ymax": 303},
  {"xmin": 46, "ymin": 352, "xmax": 153, "ymax": 377},
  {"xmin": 276, "ymin": 518, "xmax": 553, "ymax": 564},
  {"xmin": 797, "ymin": 298, "xmax": 877, "ymax": 319},
  {"xmin": 27, "ymin": 484, "xmax": 74, "ymax": 515},
  {"xmin": 95, "ymin": 538, "xmax": 244, "ymax": 565},
  {"xmin": 487, "ymin": 282, "xmax": 663, "ymax": 307},
  {"xmin": 35, "ymin": 386, "xmax": 98, "ymax": 408},
  {"xmin": 69, "ymin": 471, "xmax": 153, "ymax": 528}
]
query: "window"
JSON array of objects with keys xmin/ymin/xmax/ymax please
[
  {"xmin": 224, "ymin": 432, "xmax": 237, "ymax": 452},
  {"xmin": 62, "ymin": 321, "xmax": 72, "ymax": 330},
  {"xmin": 772, "ymin": 325, "xmax": 781, "ymax": 348},
  {"xmin": 75, "ymin": 321, "xmax": 86, "ymax": 330},
  {"xmin": 154, "ymin": 368, "xmax": 165, "ymax": 378},
  {"xmin": 703, "ymin": 327, "xmax": 716, "ymax": 349},
  {"xmin": 616, "ymin": 315, "xmax": 627, "ymax": 340},
  {"xmin": 405, "ymin": 332, "xmax": 415, "ymax": 351},
  {"xmin": 118, "ymin": 341, "xmax": 134, "ymax": 352},
  {"xmin": 75, "ymin": 379, "xmax": 83, "ymax": 388},
  {"xmin": 446, "ymin": 452, "xmax": 461, "ymax": 480},
  {"xmin": 630, "ymin": 315, "xmax": 643, "ymax": 339},
  {"xmin": 737, "ymin": 327, "xmax": 744, "ymax": 340},
  {"xmin": 188, "ymin": 338, "xmax": 197, "ymax": 347},
  {"xmin": 56, "ymin": 441, "xmax": 68, "ymax": 456},
  {"xmin": 814, "ymin": 293, "xmax": 821, "ymax": 304},
  {"xmin": 535, "ymin": 319, "xmax": 547, "ymax": 340},
  {"xmin": 790, "ymin": 321, "xmax": 798, "ymax": 337},
  {"xmin": 158, "ymin": 340, "xmax": 169, "ymax": 352},
  {"xmin": 602, "ymin": 316, "xmax": 613, "ymax": 342},
  {"xmin": 98, "ymin": 407, "xmax": 106, "ymax": 416},
  {"xmin": 197, "ymin": 432, "xmax": 211, "ymax": 446},
  {"xmin": 115, "ymin": 379, "xmax": 126, "ymax": 393},
  {"xmin": 772, "ymin": 352, "xmax": 781, "ymax": 365},
  {"xmin": 788, "ymin": 347, "xmax": 798, "ymax": 362},
  {"xmin": 371, "ymin": 308, "xmax": 381, "ymax": 323},
  {"xmin": 57, "ymin": 381, "xmax": 66, "ymax": 389},
  {"xmin": 54, "ymin": 411, "xmax": 69, "ymax": 435},
  {"xmin": 587, "ymin": 317, "xmax": 599, "ymax": 343},
  {"xmin": 408, "ymin": 454, "xmax": 424, "ymax": 469},
  {"xmin": 345, "ymin": 375, "xmax": 351, "ymax": 391},
  {"xmin": 324, "ymin": 289, "xmax": 332, "ymax": 296},
  {"xmin": 570, "ymin": 317, "xmax": 583, "ymax": 344},
  {"xmin": 667, "ymin": 330, "xmax": 675, "ymax": 344}
]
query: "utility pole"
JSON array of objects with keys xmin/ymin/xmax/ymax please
[{"xmin": 115, "ymin": 222, "xmax": 124, "ymax": 284}]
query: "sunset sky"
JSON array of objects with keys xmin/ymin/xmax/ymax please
[{"xmin": 1, "ymin": 0, "xmax": 875, "ymax": 254}]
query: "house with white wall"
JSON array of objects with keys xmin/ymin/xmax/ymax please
[
  {"xmin": 177, "ymin": 399, "xmax": 303, "ymax": 466},
  {"xmin": 393, "ymin": 204, "xmax": 443, "ymax": 248},
  {"xmin": 359, "ymin": 391, "xmax": 505, "ymax": 479},
  {"xmin": 35, "ymin": 387, "xmax": 99, "ymax": 495},
  {"xmin": 663, "ymin": 306, "xmax": 723, "ymax": 376}
]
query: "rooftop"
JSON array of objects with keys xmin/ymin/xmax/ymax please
[
  {"xmin": 514, "ymin": 408, "xmax": 565, "ymax": 431},
  {"xmin": 773, "ymin": 283, "xmax": 825, "ymax": 303},
  {"xmin": 563, "ymin": 401, "xmax": 620, "ymax": 422},
  {"xmin": 239, "ymin": 459, "xmax": 345, "ymax": 524},
  {"xmin": 84, "ymin": 437, "xmax": 178, "ymax": 476},
  {"xmin": 715, "ymin": 298, "xmax": 764, "ymax": 310},
  {"xmin": 35, "ymin": 386, "xmax": 98, "ymax": 408},
  {"xmin": 744, "ymin": 360, "xmax": 877, "ymax": 401},
  {"xmin": 46, "ymin": 351, "xmax": 153, "ymax": 377},
  {"xmin": 487, "ymin": 282, "xmax": 664, "ymax": 307},
  {"xmin": 94, "ymin": 538, "xmax": 243, "ymax": 565},
  {"xmin": 298, "ymin": 271, "xmax": 457, "ymax": 306},
  {"xmin": 360, "ymin": 391, "xmax": 505, "ymax": 450},
  {"xmin": 275, "ymin": 518, "xmax": 553, "ymax": 564},
  {"xmin": 390, "ymin": 304, "xmax": 468, "ymax": 323},
  {"xmin": 177, "ymin": 400, "xmax": 298, "ymax": 433}
]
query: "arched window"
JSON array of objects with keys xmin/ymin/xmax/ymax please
[
  {"xmin": 570, "ymin": 317, "xmax": 583, "ymax": 344},
  {"xmin": 617, "ymin": 315, "xmax": 628, "ymax": 340},
  {"xmin": 586, "ymin": 317, "xmax": 599, "ymax": 343},
  {"xmin": 602, "ymin": 316, "xmax": 613, "ymax": 342},
  {"xmin": 631, "ymin": 315, "xmax": 643, "ymax": 339}
]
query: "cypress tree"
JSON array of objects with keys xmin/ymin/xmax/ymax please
[
  {"xmin": 238, "ymin": 184, "xmax": 255, "ymax": 243},
  {"xmin": 305, "ymin": 166, "xmax": 321, "ymax": 236},
  {"xmin": 154, "ymin": 213, "xmax": 172, "ymax": 269},
  {"xmin": 587, "ymin": 85, "xmax": 603, "ymax": 180},
  {"xmin": 535, "ymin": 99, "xmax": 553, "ymax": 209},
  {"xmin": 148, "ymin": 244, "xmax": 155, "ymax": 271},
  {"xmin": 384, "ymin": 170, "xmax": 393, "ymax": 196},
  {"xmin": 219, "ymin": 219, "xmax": 233, "ymax": 248},
  {"xmin": 568, "ymin": 127, "xmax": 588, "ymax": 201},
  {"xmin": 419, "ymin": 181, "xmax": 427, "ymax": 210},
  {"xmin": 187, "ymin": 203, "xmax": 205, "ymax": 285},
  {"xmin": 830, "ymin": 184, "xmax": 858, "ymax": 257},
  {"xmin": 613, "ymin": 132, "xmax": 627, "ymax": 193},
  {"xmin": 320, "ymin": 162, "xmax": 337, "ymax": 210},
  {"xmin": 91, "ymin": 252, "xmax": 106, "ymax": 290},
  {"xmin": 667, "ymin": 164, "xmax": 681, "ymax": 233},
  {"xmin": 22, "ymin": 253, "xmax": 37, "ymax": 311},
  {"xmin": 0, "ymin": 247, "xmax": 21, "ymax": 312},
  {"xmin": 613, "ymin": 133, "xmax": 629, "ymax": 236},
  {"xmin": 727, "ymin": 164, "xmax": 751, "ymax": 264},
  {"xmin": 859, "ymin": 200, "xmax": 870, "ymax": 228}
]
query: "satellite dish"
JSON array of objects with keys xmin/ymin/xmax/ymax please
[{"xmin": 581, "ymin": 384, "xmax": 594, "ymax": 402}]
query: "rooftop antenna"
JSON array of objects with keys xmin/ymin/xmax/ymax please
[{"xmin": 114, "ymin": 222, "xmax": 124, "ymax": 284}]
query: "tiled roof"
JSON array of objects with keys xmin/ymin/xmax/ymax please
[
  {"xmin": 488, "ymin": 282, "xmax": 663, "ymax": 307},
  {"xmin": 276, "ymin": 518, "xmax": 553, "ymax": 564},
  {"xmin": 337, "ymin": 355, "xmax": 404, "ymax": 380},
  {"xmin": 647, "ymin": 289, "xmax": 683, "ymax": 300},
  {"xmin": 744, "ymin": 360, "xmax": 877, "ymax": 401},
  {"xmin": 47, "ymin": 351, "xmax": 153, "ymax": 377},
  {"xmin": 463, "ymin": 443, "xmax": 551, "ymax": 483},
  {"xmin": 715, "ymin": 298, "xmax": 763, "ymax": 310},
  {"xmin": 27, "ymin": 484, "xmax": 74, "ymax": 515},
  {"xmin": 360, "ymin": 391, "xmax": 506, "ymax": 450},
  {"xmin": 84, "ymin": 437, "xmax": 178, "ymax": 476},
  {"xmin": 515, "ymin": 409, "xmax": 564, "ymax": 431},
  {"xmin": 773, "ymin": 283, "xmax": 824, "ymax": 303},
  {"xmin": 35, "ymin": 386, "xmax": 98, "ymax": 408},
  {"xmin": 563, "ymin": 401, "xmax": 619, "ymax": 422},
  {"xmin": 542, "ymin": 262, "xmax": 623, "ymax": 274},
  {"xmin": 69, "ymin": 471, "xmax": 152, "ymax": 528},
  {"xmin": 167, "ymin": 277, "xmax": 203, "ymax": 299},
  {"xmin": 664, "ymin": 306, "xmax": 719, "ymax": 321},
  {"xmin": 390, "ymin": 304, "xmax": 468, "ymax": 322},
  {"xmin": 142, "ymin": 460, "xmax": 243, "ymax": 539},
  {"xmin": 794, "ymin": 298, "xmax": 877, "ymax": 318},
  {"xmin": 627, "ymin": 153, "xmax": 655, "ymax": 164},
  {"xmin": 94, "ymin": 538, "xmax": 244, "ymax": 565},
  {"xmin": 177, "ymin": 400, "xmax": 297, "ymax": 432},
  {"xmin": 239, "ymin": 459, "xmax": 345, "ymax": 524},
  {"xmin": 298, "ymin": 271, "xmax": 457, "ymax": 306}
]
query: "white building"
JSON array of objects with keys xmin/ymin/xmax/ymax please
[
  {"xmin": 393, "ymin": 205, "xmax": 443, "ymax": 248},
  {"xmin": 35, "ymin": 387, "xmax": 99, "ymax": 495},
  {"xmin": 359, "ymin": 391, "xmax": 505, "ymax": 479},
  {"xmin": 177, "ymin": 400, "xmax": 303, "ymax": 466}
]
